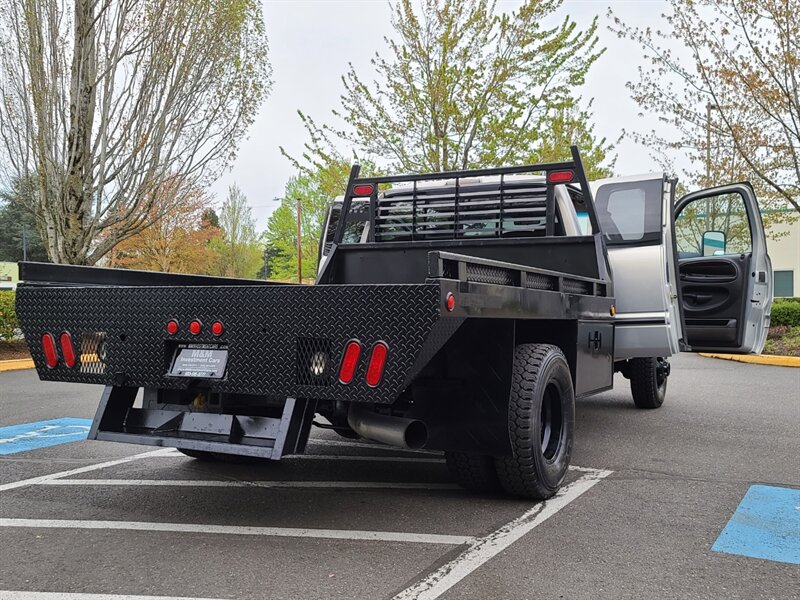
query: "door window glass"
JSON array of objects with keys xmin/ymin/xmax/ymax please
[
  {"xmin": 675, "ymin": 192, "xmax": 752, "ymax": 258},
  {"xmin": 593, "ymin": 179, "xmax": 663, "ymax": 245}
]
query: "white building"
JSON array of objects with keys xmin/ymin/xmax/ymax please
[{"xmin": 766, "ymin": 216, "xmax": 800, "ymax": 297}]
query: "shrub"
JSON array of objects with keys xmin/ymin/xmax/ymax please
[
  {"xmin": 0, "ymin": 290, "xmax": 18, "ymax": 341},
  {"xmin": 771, "ymin": 298, "xmax": 800, "ymax": 328}
]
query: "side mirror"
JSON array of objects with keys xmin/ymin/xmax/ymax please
[{"xmin": 702, "ymin": 230, "xmax": 726, "ymax": 256}]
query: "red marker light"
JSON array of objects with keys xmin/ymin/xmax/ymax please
[
  {"xmin": 211, "ymin": 321, "xmax": 224, "ymax": 336},
  {"xmin": 189, "ymin": 320, "xmax": 202, "ymax": 335},
  {"xmin": 446, "ymin": 292, "xmax": 456, "ymax": 312},
  {"xmin": 42, "ymin": 333, "xmax": 58, "ymax": 368},
  {"xmin": 353, "ymin": 184, "xmax": 375, "ymax": 196},
  {"xmin": 166, "ymin": 320, "xmax": 179, "ymax": 335},
  {"xmin": 547, "ymin": 170, "xmax": 574, "ymax": 183},
  {"xmin": 366, "ymin": 342, "xmax": 389, "ymax": 387},
  {"xmin": 338, "ymin": 340, "xmax": 362, "ymax": 384},
  {"xmin": 60, "ymin": 332, "xmax": 77, "ymax": 368}
]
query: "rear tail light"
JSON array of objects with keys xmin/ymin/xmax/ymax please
[
  {"xmin": 166, "ymin": 320, "xmax": 179, "ymax": 335},
  {"xmin": 338, "ymin": 340, "xmax": 362, "ymax": 384},
  {"xmin": 42, "ymin": 333, "xmax": 58, "ymax": 368},
  {"xmin": 189, "ymin": 320, "xmax": 202, "ymax": 335},
  {"xmin": 60, "ymin": 332, "xmax": 77, "ymax": 368},
  {"xmin": 211, "ymin": 321, "xmax": 224, "ymax": 336},
  {"xmin": 366, "ymin": 342, "xmax": 389, "ymax": 387}
]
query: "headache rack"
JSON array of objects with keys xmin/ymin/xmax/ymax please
[{"xmin": 333, "ymin": 145, "xmax": 602, "ymax": 245}]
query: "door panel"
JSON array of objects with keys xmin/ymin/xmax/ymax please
[
  {"xmin": 679, "ymin": 255, "xmax": 750, "ymax": 346},
  {"xmin": 590, "ymin": 174, "xmax": 682, "ymax": 360},
  {"xmin": 675, "ymin": 183, "xmax": 772, "ymax": 353}
]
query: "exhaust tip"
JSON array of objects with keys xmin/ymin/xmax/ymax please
[{"xmin": 404, "ymin": 420, "xmax": 428, "ymax": 450}]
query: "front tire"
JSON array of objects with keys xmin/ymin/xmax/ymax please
[
  {"xmin": 629, "ymin": 357, "xmax": 669, "ymax": 409},
  {"xmin": 494, "ymin": 344, "xmax": 575, "ymax": 500}
]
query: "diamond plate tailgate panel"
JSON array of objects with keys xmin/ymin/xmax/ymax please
[{"xmin": 16, "ymin": 283, "xmax": 442, "ymax": 404}]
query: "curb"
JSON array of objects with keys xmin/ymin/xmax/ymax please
[
  {"xmin": 699, "ymin": 353, "xmax": 800, "ymax": 368},
  {"xmin": 0, "ymin": 358, "xmax": 35, "ymax": 372}
]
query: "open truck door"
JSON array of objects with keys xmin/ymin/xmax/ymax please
[{"xmin": 674, "ymin": 183, "xmax": 773, "ymax": 354}]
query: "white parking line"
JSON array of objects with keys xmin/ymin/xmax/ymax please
[
  {"xmin": 41, "ymin": 479, "xmax": 461, "ymax": 490},
  {"xmin": 0, "ymin": 449, "xmax": 175, "ymax": 493},
  {"xmin": 0, "ymin": 518, "xmax": 475, "ymax": 545},
  {"xmin": 0, "ymin": 593, "xmax": 224, "ymax": 600},
  {"xmin": 393, "ymin": 468, "xmax": 613, "ymax": 600}
]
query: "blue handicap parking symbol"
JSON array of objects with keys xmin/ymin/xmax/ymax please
[
  {"xmin": 713, "ymin": 485, "xmax": 800, "ymax": 565},
  {"xmin": 0, "ymin": 418, "xmax": 93, "ymax": 455}
]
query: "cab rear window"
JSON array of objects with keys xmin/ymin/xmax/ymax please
[{"xmin": 593, "ymin": 179, "xmax": 663, "ymax": 245}]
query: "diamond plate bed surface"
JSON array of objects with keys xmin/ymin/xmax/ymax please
[{"xmin": 16, "ymin": 284, "xmax": 442, "ymax": 404}]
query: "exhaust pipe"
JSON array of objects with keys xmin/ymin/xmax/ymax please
[{"xmin": 347, "ymin": 404, "xmax": 428, "ymax": 450}]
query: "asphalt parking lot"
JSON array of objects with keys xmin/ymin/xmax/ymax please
[{"xmin": 1, "ymin": 353, "xmax": 798, "ymax": 599}]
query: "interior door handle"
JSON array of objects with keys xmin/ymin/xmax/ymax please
[{"xmin": 684, "ymin": 293, "xmax": 713, "ymax": 304}]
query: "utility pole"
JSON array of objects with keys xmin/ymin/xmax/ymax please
[
  {"xmin": 296, "ymin": 197, "xmax": 302, "ymax": 284},
  {"xmin": 705, "ymin": 102, "xmax": 718, "ymax": 186},
  {"xmin": 705, "ymin": 102, "xmax": 718, "ymax": 235}
]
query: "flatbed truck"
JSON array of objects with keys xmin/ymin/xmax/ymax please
[{"xmin": 15, "ymin": 146, "xmax": 772, "ymax": 498}]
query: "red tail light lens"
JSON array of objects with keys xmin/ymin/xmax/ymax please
[
  {"xmin": 189, "ymin": 320, "xmax": 202, "ymax": 335},
  {"xmin": 366, "ymin": 342, "xmax": 389, "ymax": 387},
  {"xmin": 42, "ymin": 333, "xmax": 58, "ymax": 368},
  {"xmin": 211, "ymin": 321, "xmax": 224, "ymax": 336},
  {"xmin": 166, "ymin": 320, "xmax": 179, "ymax": 335},
  {"xmin": 446, "ymin": 292, "xmax": 456, "ymax": 311},
  {"xmin": 338, "ymin": 340, "xmax": 362, "ymax": 384},
  {"xmin": 547, "ymin": 170, "xmax": 574, "ymax": 183},
  {"xmin": 353, "ymin": 184, "xmax": 375, "ymax": 196},
  {"xmin": 60, "ymin": 332, "xmax": 76, "ymax": 368}
]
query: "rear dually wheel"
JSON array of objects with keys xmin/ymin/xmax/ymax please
[{"xmin": 494, "ymin": 343, "xmax": 575, "ymax": 500}]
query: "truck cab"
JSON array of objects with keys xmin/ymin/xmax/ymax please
[
  {"xmin": 320, "ymin": 173, "xmax": 774, "ymax": 361},
  {"xmin": 590, "ymin": 175, "xmax": 773, "ymax": 358}
]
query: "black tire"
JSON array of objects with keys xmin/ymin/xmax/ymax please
[
  {"xmin": 445, "ymin": 451, "xmax": 501, "ymax": 493},
  {"xmin": 494, "ymin": 344, "xmax": 575, "ymax": 500},
  {"xmin": 177, "ymin": 449, "xmax": 267, "ymax": 464},
  {"xmin": 629, "ymin": 357, "xmax": 668, "ymax": 409}
]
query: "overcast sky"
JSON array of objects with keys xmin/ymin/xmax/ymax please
[{"xmin": 212, "ymin": 0, "xmax": 676, "ymax": 229}]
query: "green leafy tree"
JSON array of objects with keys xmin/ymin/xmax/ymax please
[
  {"xmin": 264, "ymin": 173, "xmax": 335, "ymax": 281},
  {"xmin": 212, "ymin": 184, "xmax": 263, "ymax": 278},
  {"xmin": 291, "ymin": 0, "xmax": 612, "ymax": 175}
]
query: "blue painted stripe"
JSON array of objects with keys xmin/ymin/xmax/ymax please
[
  {"xmin": 713, "ymin": 485, "xmax": 800, "ymax": 565},
  {"xmin": 0, "ymin": 418, "xmax": 92, "ymax": 455}
]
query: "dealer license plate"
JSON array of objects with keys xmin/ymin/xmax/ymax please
[{"xmin": 169, "ymin": 345, "xmax": 228, "ymax": 379}]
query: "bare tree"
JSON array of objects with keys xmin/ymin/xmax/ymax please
[
  {"xmin": 610, "ymin": 0, "xmax": 800, "ymax": 214},
  {"xmin": 0, "ymin": 0, "xmax": 271, "ymax": 264}
]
